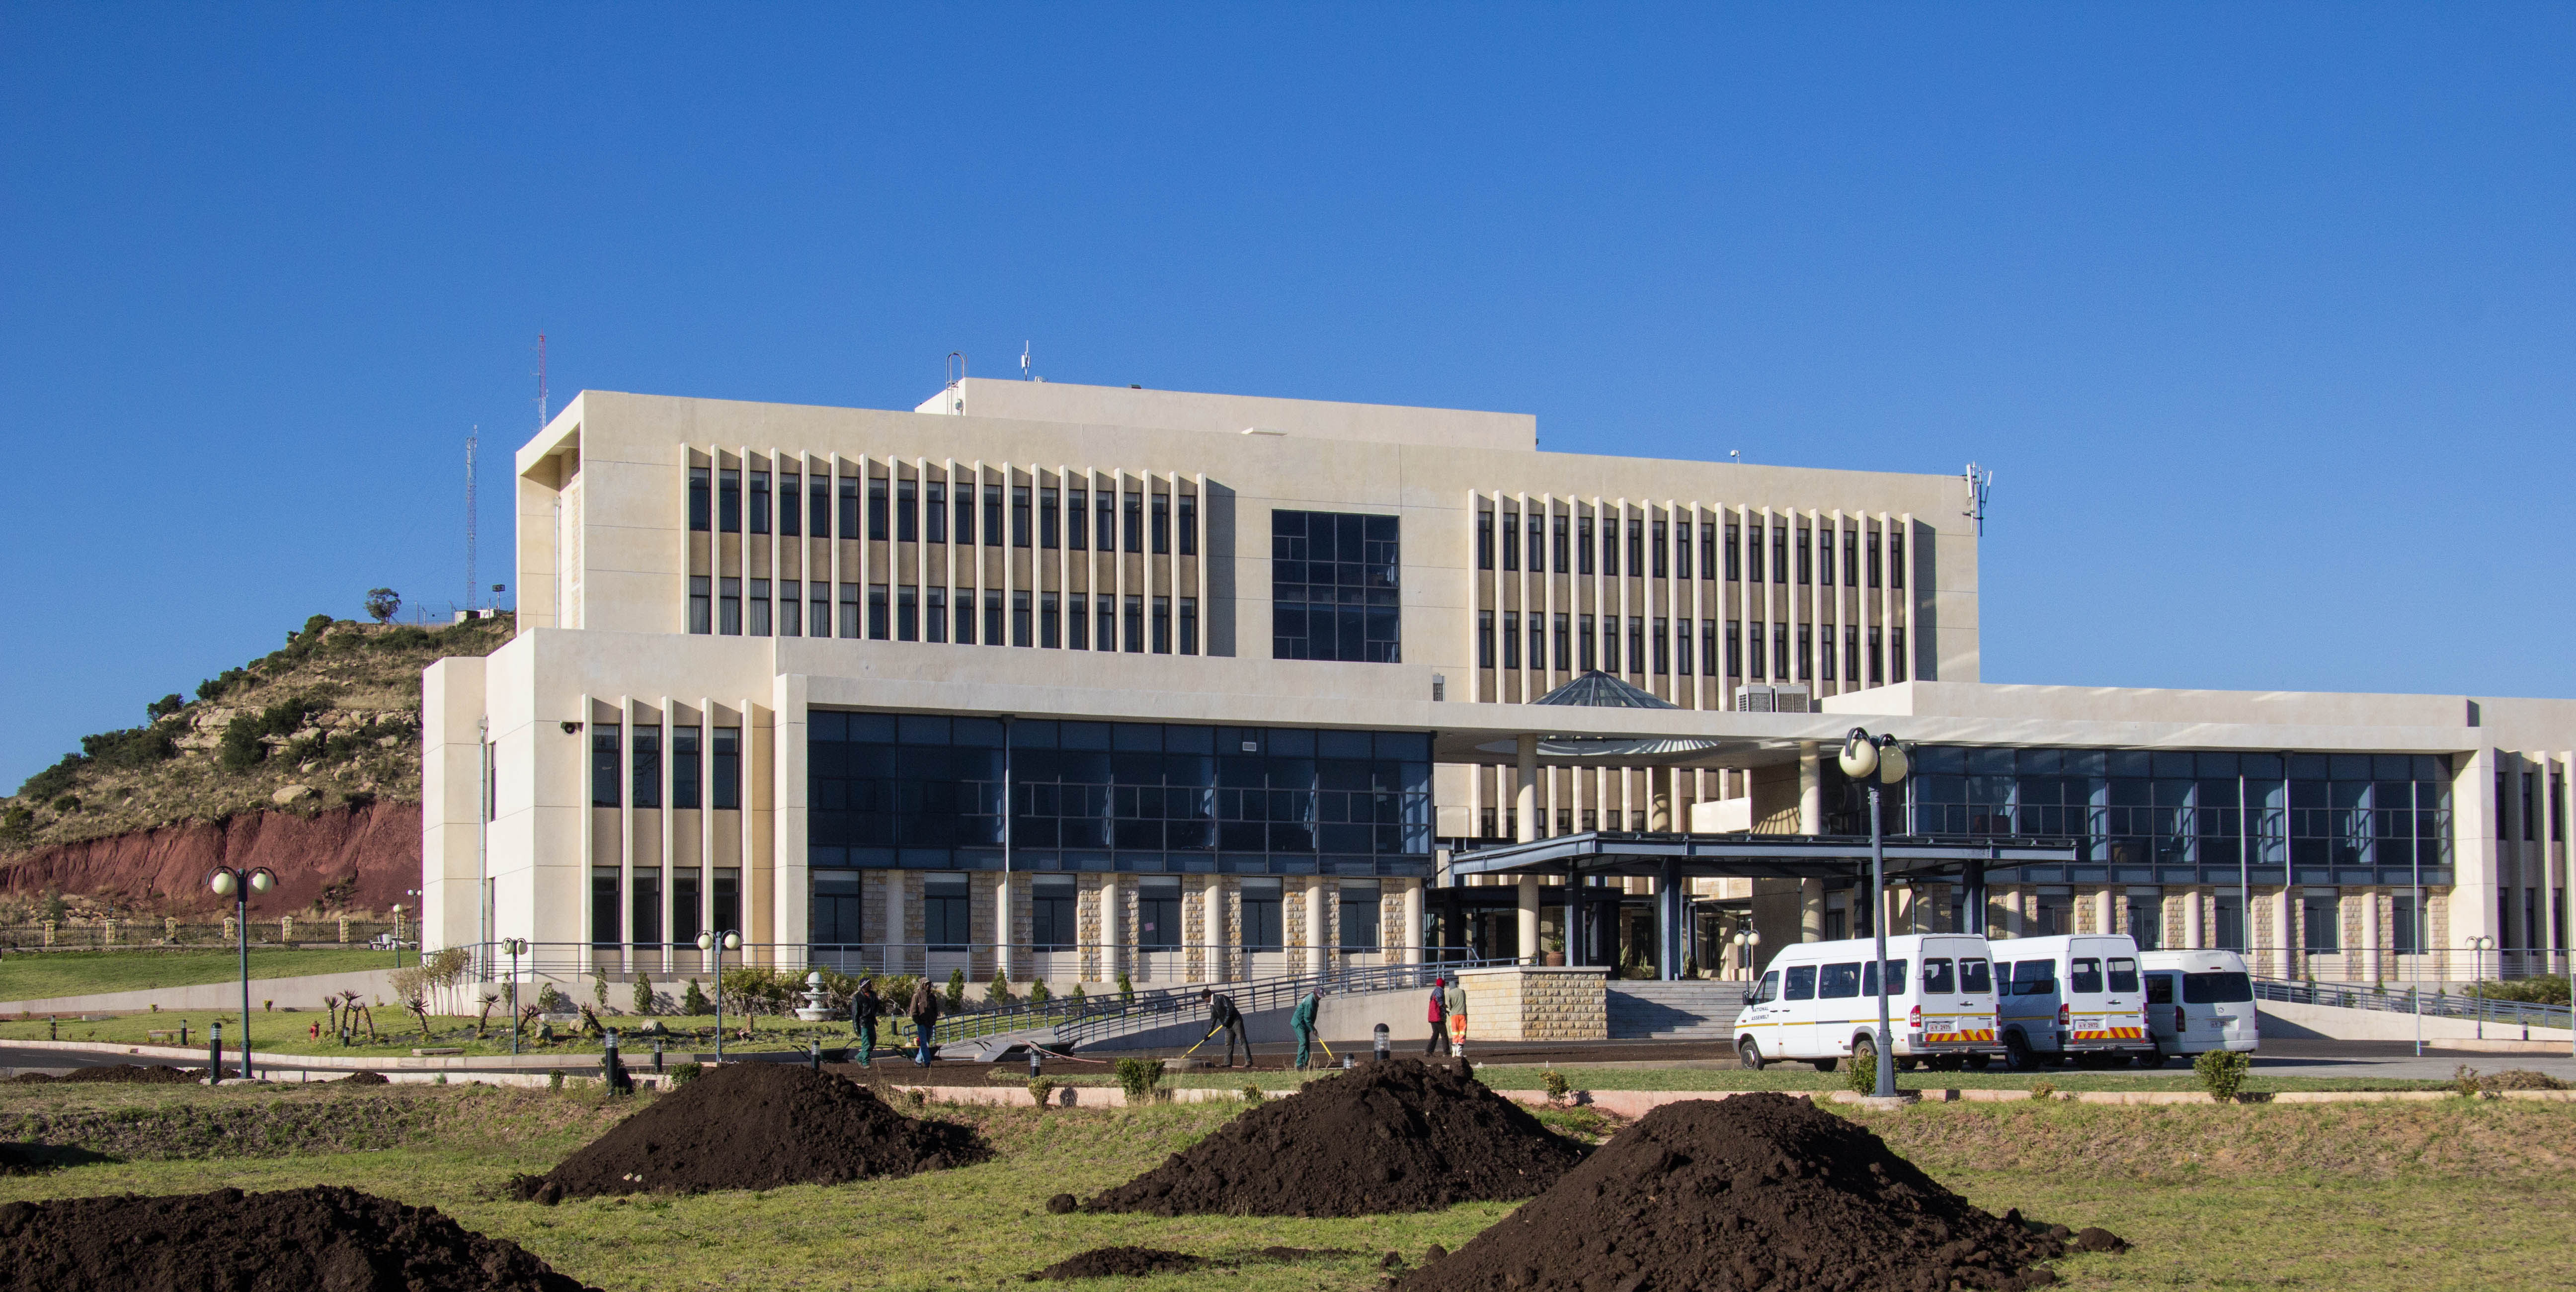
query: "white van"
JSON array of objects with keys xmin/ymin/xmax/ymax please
[
  {"xmin": 2138, "ymin": 949, "xmax": 2260, "ymax": 1063},
  {"xmin": 1991, "ymin": 934, "xmax": 2152, "ymax": 1068},
  {"xmin": 1733, "ymin": 934, "xmax": 2000, "ymax": 1072}
]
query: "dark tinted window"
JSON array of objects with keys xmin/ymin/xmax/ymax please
[
  {"xmin": 2107, "ymin": 957, "xmax": 2140, "ymax": 993},
  {"xmin": 2145, "ymin": 973, "xmax": 2175, "ymax": 1005},
  {"xmin": 1959, "ymin": 958, "xmax": 1992, "ymax": 994},
  {"xmin": 2069, "ymin": 957, "xmax": 2104, "ymax": 994},
  {"xmin": 1272, "ymin": 509, "xmax": 1401, "ymax": 662},
  {"xmin": 1818, "ymin": 963, "xmax": 1862, "ymax": 999},
  {"xmin": 2182, "ymin": 971, "xmax": 2254, "ymax": 1004},
  {"xmin": 1860, "ymin": 960, "xmax": 1907, "ymax": 996},
  {"xmin": 1920, "ymin": 958, "xmax": 1955, "ymax": 994},
  {"xmin": 1783, "ymin": 966, "xmax": 1817, "ymax": 1000},
  {"xmin": 2010, "ymin": 961, "xmax": 2056, "ymax": 996}
]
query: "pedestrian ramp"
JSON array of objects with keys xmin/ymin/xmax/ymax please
[{"xmin": 1606, "ymin": 980, "xmax": 1749, "ymax": 1041}]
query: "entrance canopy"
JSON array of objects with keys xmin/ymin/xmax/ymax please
[{"xmin": 1447, "ymin": 830, "xmax": 2080, "ymax": 883}]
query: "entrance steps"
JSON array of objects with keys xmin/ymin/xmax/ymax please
[{"xmin": 1606, "ymin": 980, "xmax": 1749, "ymax": 1041}]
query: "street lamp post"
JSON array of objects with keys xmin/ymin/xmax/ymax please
[
  {"xmin": 1838, "ymin": 728, "xmax": 1913, "ymax": 1100},
  {"xmin": 1730, "ymin": 926, "xmax": 1762, "ymax": 982},
  {"xmin": 696, "ymin": 930, "xmax": 742, "ymax": 1061},
  {"xmin": 2467, "ymin": 935, "xmax": 2495, "ymax": 1040},
  {"xmin": 209, "ymin": 865, "xmax": 277, "ymax": 1082}
]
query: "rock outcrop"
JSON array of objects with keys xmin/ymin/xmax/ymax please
[{"xmin": 0, "ymin": 801, "xmax": 417, "ymax": 915}]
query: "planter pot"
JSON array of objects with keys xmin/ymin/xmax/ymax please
[{"xmin": 1543, "ymin": 953, "xmax": 1566, "ymax": 967}]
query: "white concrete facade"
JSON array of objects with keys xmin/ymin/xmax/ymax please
[{"xmin": 422, "ymin": 380, "xmax": 2573, "ymax": 990}]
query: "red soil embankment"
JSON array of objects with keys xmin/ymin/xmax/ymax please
[{"xmin": 0, "ymin": 801, "xmax": 417, "ymax": 915}]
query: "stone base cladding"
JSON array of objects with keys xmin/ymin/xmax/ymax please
[{"xmin": 1457, "ymin": 966, "xmax": 1607, "ymax": 1042}]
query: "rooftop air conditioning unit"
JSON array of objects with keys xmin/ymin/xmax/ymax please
[{"xmin": 1734, "ymin": 684, "xmax": 1813, "ymax": 714}]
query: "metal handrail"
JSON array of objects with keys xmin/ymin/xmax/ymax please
[{"xmin": 2254, "ymin": 976, "xmax": 2572, "ymax": 1032}]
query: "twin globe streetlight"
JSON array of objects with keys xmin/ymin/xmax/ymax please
[
  {"xmin": 696, "ymin": 930, "xmax": 742, "ymax": 1060},
  {"xmin": 208, "ymin": 865, "xmax": 277, "ymax": 1083},
  {"xmin": 1838, "ymin": 728, "xmax": 1912, "ymax": 1101}
]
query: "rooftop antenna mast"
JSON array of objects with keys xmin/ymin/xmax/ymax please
[
  {"xmin": 465, "ymin": 428, "xmax": 479, "ymax": 614},
  {"xmin": 535, "ymin": 333, "xmax": 549, "ymax": 426},
  {"xmin": 945, "ymin": 351, "xmax": 966, "ymax": 413},
  {"xmin": 1963, "ymin": 462, "xmax": 1994, "ymax": 536},
  {"xmin": 1021, "ymin": 341, "xmax": 1031, "ymax": 381}
]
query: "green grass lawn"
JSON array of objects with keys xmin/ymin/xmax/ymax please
[
  {"xmin": 0, "ymin": 1005, "xmax": 884, "ymax": 1058},
  {"xmin": 0, "ymin": 948, "xmax": 406, "ymax": 1002},
  {"xmin": 1, "ymin": 1083, "xmax": 2570, "ymax": 1290}
]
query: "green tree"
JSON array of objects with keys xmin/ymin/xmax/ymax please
[
  {"xmin": 633, "ymin": 976, "xmax": 655, "ymax": 1015},
  {"xmin": 987, "ymin": 966, "xmax": 1014, "ymax": 1008},
  {"xmin": 944, "ymin": 968, "xmax": 967, "ymax": 1011},
  {"xmin": 147, "ymin": 694, "xmax": 185, "ymax": 720},
  {"xmin": 365, "ymin": 588, "xmax": 402, "ymax": 624}
]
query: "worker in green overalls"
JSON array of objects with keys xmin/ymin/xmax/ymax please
[{"xmin": 1291, "ymin": 987, "xmax": 1323, "ymax": 1069}]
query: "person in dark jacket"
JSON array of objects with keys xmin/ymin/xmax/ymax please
[
  {"xmin": 850, "ymin": 978, "xmax": 884, "ymax": 1066},
  {"xmin": 1198, "ymin": 987, "xmax": 1250, "ymax": 1067},
  {"xmin": 906, "ymin": 978, "xmax": 942, "ymax": 1067},
  {"xmin": 1425, "ymin": 975, "xmax": 1451, "ymax": 1055}
]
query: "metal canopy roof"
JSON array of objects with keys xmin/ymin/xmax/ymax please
[
  {"xmin": 1446, "ymin": 831, "xmax": 2081, "ymax": 882},
  {"xmin": 1531, "ymin": 670, "xmax": 1681, "ymax": 709}
]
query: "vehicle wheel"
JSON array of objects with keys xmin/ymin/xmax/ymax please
[
  {"xmin": 1737, "ymin": 1038, "xmax": 1765, "ymax": 1072},
  {"xmin": 1897, "ymin": 1056, "xmax": 1922, "ymax": 1072},
  {"xmin": 2134, "ymin": 1051, "xmax": 2168, "ymax": 1069},
  {"xmin": 1928, "ymin": 1055, "xmax": 1964, "ymax": 1072},
  {"xmin": 1813, "ymin": 1057, "xmax": 1838, "ymax": 1073},
  {"xmin": 1851, "ymin": 1035, "xmax": 1878, "ymax": 1075},
  {"xmin": 1965, "ymin": 1053, "xmax": 1993, "ymax": 1071},
  {"xmin": 2003, "ymin": 1032, "xmax": 2037, "ymax": 1071}
]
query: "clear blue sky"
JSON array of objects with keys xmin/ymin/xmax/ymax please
[{"xmin": 3, "ymin": 5, "xmax": 2571, "ymax": 789}]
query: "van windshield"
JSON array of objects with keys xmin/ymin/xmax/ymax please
[
  {"xmin": 1819, "ymin": 963, "xmax": 1862, "ymax": 999},
  {"xmin": 1959, "ymin": 958, "xmax": 1993, "ymax": 993},
  {"xmin": 1784, "ymin": 966, "xmax": 1817, "ymax": 1001},
  {"xmin": 1860, "ymin": 961, "xmax": 1908, "ymax": 997},
  {"xmin": 1752, "ymin": 971, "xmax": 1780, "ymax": 1004},
  {"xmin": 2183, "ymin": 970, "xmax": 2254, "ymax": 1004},
  {"xmin": 2010, "ymin": 961, "xmax": 2057, "ymax": 996},
  {"xmin": 2107, "ymin": 958, "xmax": 2140, "ymax": 993},
  {"xmin": 2069, "ymin": 958, "xmax": 2103, "ymax": 994},
  {"xmin": 1921, "ymin": 959, "xmax": 1955, "ymax": 994}
]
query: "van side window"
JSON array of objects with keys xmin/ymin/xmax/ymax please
[
  {"xmin": 1920, "ymin": 958, "xmax": 1955, "ymax": 994},
  {"xmin": 2010, "ymin": 961, "xmax": 2056, "ymax": 996},
  {"xmin": 2107, "ymin": 957, "xmax": 2140, "ymax": 993},
  {"xmin": 1958, "ymin": 958, "xmax": 1992, "ymax": 994},
  {"xmin": 1752, "ymin": 971, "xmax": 1780, "ymax": 1004},
  {"xmin": 1859, "ymin": 961, "xmax": 1907, "ymax": 997},
  {"xmin": 2069, "ymin": 958, "xmax": 2104, "ymax": 994},
  {"xmin": 2144, "ymin": 973, "xmax": 2174, "ymax": 1005},
  {"xmin": 1818, "ymin": 963, "xmax": 1862, "ymax": 999},
  {"xmin": 2183, "ymin": 971, "xmax": 2254, "ymax": 1004},
  {"xmin": 1784, "ymin": 966, "xmax": 1817, "ymax": 1001}
]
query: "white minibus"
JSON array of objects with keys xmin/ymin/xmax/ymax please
[
  {"xmin": 1992, "ymin": 934, "xmax": 2153, "ymax": 1068},
  {"xmin": 1733, "ymin": 934, "xmax": 2000, "ymax": 1072},
  {"xmin": 2137, "ymin": 949, "xmax": 2260, "ymax": 1062}
]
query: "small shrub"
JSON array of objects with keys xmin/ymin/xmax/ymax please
[
  {"xmin": 147, "ymin": 693, "xmax": 185, "ymax": 720},
  {"xmin": 987, "ymin": 967, "xmax": 1013, "ymax": 1008},
  {"xmin": 1114, "ymin": 1057, "xmax": 1166, "ymax": 1103},
  {"xmin": 1027, "ymin": 1078, "xmax": 1057, "ymax": 1109},
  {"xmin": 667, "ymin": 1062, "xmax": 703, "ymax": 1089},
  {"xmin": 1845, "ymin": 1052, "xmax": 1878, "ymax": 1096},
  {"xmin": 535, "ymin": 983, "xmax": 570, "ymax": 1014},
  {"xmin": 1542, "ymin": 1068, "xmax": 1572, "ymax": 1106},
  {"xmin": 592, "ymin": 978, "xmax": 609, "ymax": 1009},
  {"xmin": 1241, "ymin": 1083, "xmax": 1265, "ymax": 1104},
  {"xmin": 1029, "ymin": 979, "xmax": 1051, "ymax": 1007},
  {"xmin": 547, "ymin": 1070, "xmax": 564, "ymax": 1092},
  {"xmin": 945, "ymin": 969, "xmax": 967, "ymax": 1011},
  {"xmin": 2194, "ymin": 1049, "xmax": 2252, "ymax": 1103},
  {"xmin": 632, "ymin": 978, "xmax": 655, "ymax": 1016},
  {"xmin": 1116, "ymin": 970, "xmax": 1134, "ymax": 1003},
  {"xmin": 2027, "ymin": 1081, "xmax": 2057, "ymax": 1101},
  {"xmin": 2453, "ymin": 1065, "xmax": 2487, "ymax": 1098},
  {"xmin": 681, "ymin": 979, "xmax": 711, "ymax": 1016},
  {"xmin": 217, "ymin": 715, "xmax": 267, "ymax": 771}
]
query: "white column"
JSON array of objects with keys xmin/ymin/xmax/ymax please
[
  {"xmin": 1800, "ymin": 878, "xmax": 1824, "ymax": 942},
  {"xmin": 2359, "ymin": 888, "xmax": 2381, "ymax": 982},
  {"xmin": 1798, "ymin": 743, "xmax": 1822, "ymax": 834},
  {"xmin": 1306, "ymin": 880, "xmax": 1330, "ymax": 974},
  {"xmin": 1402, "ymin": 880, "xmax": 1423, "ymax": 966},
  {"xmin": 2270, "ymin": 887, "xmax": 2292, "ymax": 979},
  {"xmin": 994, "ymin": 872, "xmax": 1012, "ymax": 982},
  {"xmin": 1096, "ymin": 875, "xmax": 1120, "ymax": 982},
  {"xmin": 1204, "ymin": 880, "xmax": 1228, "ymax": 982},
  {"xmin": 2182, "ymin": 887, "xmax": 2204, "ymax": 950},
  {"xmin": 1649, "ymin": 766, "xmax": 1673, "ymax": 832},
  {"xmin": 1516, "ymin": 733, "xmax": 1539, "ymax": 843},
  {"xmin": 2094, "ymin": 888, "xmax": 2115, "ymax": 938},
  {"xmin": 1517, "ymin": 876, "xmax": 1540, "ymax": 965}
]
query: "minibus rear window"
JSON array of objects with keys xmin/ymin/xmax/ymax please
[
  {"xmin": 1818, "ymin": 963, "xmax": 1862, "ymax": 999},
  {"xmin": 2182, "ymin": 971, "xmax": 2254, "ymax": 1004},
  {"xmin": 1784, "ymin": 966, "xmax": 1817, "ymax": 1000},
  {"xmin": 1921, "ymin": 959, "xmax": 1955, "ymax": 994},
  {"xmin": 2107, "ymin": 958, "xmax": 2140, "ymax": 993},
  {"xmin": 1860, "ymin": 961, "xmax": 1907, "ymax": 997},
  {"xmin": 2010, "ymin": 961, "xmax": 2056, "ymax": 996},
  {"xmin": 2069, "ymin": 958, "xmax": 2103, "ymax": 994},
  {"xmin": 1959, "ymin": 958, "xmax": 1993, "ymax": 993}
]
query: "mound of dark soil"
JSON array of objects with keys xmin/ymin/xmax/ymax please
[
  {"xmin": 0, "ymin": 1184, "xmax": 599, "ymax": 1292},
  {"xmin": 1085, "ymin": 1058, "xmax": 1584, "ymax": 1217},
  {"xmin": 55, "ymin": 1064, "xmax": 203, "ymax": 1085},
  {"xmin": 1026, "ymin": 1247, "xmax": 1206, "ymax": 1280},
  {"xmin": 1398, "ymin": 1093, "xmax": 2123, "ymax": 1292},
  {"xmin": 509, "ymin": 1062, "xmax": 987, "ymax": 1200},
  {"xmin": 340, "ymin": 1070, "xmax": 390, "ymax": 1085}
]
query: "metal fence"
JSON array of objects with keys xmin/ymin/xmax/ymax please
[
  {"xmin": 2254, "ymin": 975, "xmax": 2572, "ymax": 1034},
  {"xmin": 453, "ymin": 940, "xmax": 1489, "ymax": 985},
  {"xmin": 0, "ymin": 921, "xmax": 406, "ymax": 951}
]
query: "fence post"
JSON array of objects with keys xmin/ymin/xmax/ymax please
[
  {"xmin": 101, "ymin": 919, "xmax": 115, "ymax": 946},
  {"xmin": 339, "ymin": 916, "xmax": 349, "ymax": 944},
  {"xmin": 281, "ymin": 915, "xmax": 294, "ymax": 945},
  {"xmin": 42, "ymin": 920, "xmax": 53, "ymax": 947},
  {"xmin": 165, "ymin": 916, "xmax": 177, "ymax": 943},
  {"xmin": 223, "ymin": 916, "xmax": 237, "ymax": 944}
]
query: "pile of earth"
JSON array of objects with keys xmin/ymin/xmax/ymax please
[
  {"xmin": 508, "ymin": 1062, "xmax": 988, "ymax": 1201},
  {"xmin": 1397, "ymin": 1092, "xmax": 2125, "ymax": 1292},
  {"xmin": 1026, "ymin": 1247, "xmax": 1207, "ymax": 1280},
  {"xmin": 10, "ymin": 1064, "xmax": 205, "ymax": 1085},
  {"xmin": 340, "ymin": 1070, "xmax": 390, "ymax": 1085},
  {"xmin": 1083, "ymin": 1058, "xmax": 1585, "ymax": 1217},
  {"xmin": 0, "ymin": 1184, "xmax": 599, "ymax": 1291}
]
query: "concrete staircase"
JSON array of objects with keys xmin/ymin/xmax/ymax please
[{"xmin": 1606, "ymin": 980, "xmax": 1749, "ymax": 1041}]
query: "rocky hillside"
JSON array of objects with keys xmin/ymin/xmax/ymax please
[{"xmin": 0, "ymin": 613, "xmax": 512, "ymax": 919}]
